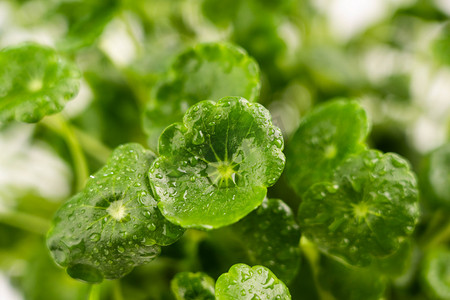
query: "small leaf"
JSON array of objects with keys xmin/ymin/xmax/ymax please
[
  {"xmin": 285, "ymin": 99, "xmax": 369, "ymax": 196},
  {"xmin": 298, "ymin": 150, "xmax": 419, "ymax": 266},
  {"xmin": 47, "ymin": 143, "xmax": 185, "ymax": 283},
  {"xmin": 149, "ymin": 97, "xmax": 285, "ymax": 229},
  {"xmin": 143, "ymin": 42, "xmax": 261, "ymax": 148},
  {"xmin": 421, "ymin": 248, "xmax": 450, "ymax": 300},
  {"xmin": 318, "ymin": 255, "xmax": 387, "ymax": 300},
  {"xmin": 171, "ymin": 272, "xmax": 215, "ymax": 300},
  {"xmin": 232, "ymin": 198, "xmax": 301, "ymax": 283},
  {"xmin": 215, "ymin": 264, "xmax": 291, "ymax": 300},
  {"xmin": 0, "ymin": 43, "xmax": 81, "ymax": 124},
  {"xmin": 420, "ymin": 142, "xmax": 450, "ymax": 209}
]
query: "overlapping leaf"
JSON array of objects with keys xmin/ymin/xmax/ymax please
[
  {"xmin": 149, "ymin": 97, "xmax": 285, "ymax": 229},
  {"xmin": 143, "ymin": 42, "xmax": 261, "ymax": 148},
  {"xmin": 47, "ymin": 143, "xmax": 185, "ymax": 283},
  {"xmin": 285, "ymin": 99, "xmax": 369, "ymax": 197}
]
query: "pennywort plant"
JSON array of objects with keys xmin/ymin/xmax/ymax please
[{"xmin": 0, "ymin": 32, "xmax": 449, "ymax": 300}]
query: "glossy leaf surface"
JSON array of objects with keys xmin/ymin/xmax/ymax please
[
  {"xmin": 232, "ymin": 198, "xmax": 301, "ymax": 283},
  {"xmin": 47, "ymin": 143, "xmax": 185, "ymax": 282},
  {"xmin": 285, "ymin": 100, "xmax": 369, "ymax": 196},
  {"xmin": 421, "ymin": 248, "xmax": 450, "ymax": 300},
  {"xmin": 0, "ymin": 43, "xmax": 80, "ymax": 124},
  {"xmin": 149, "ymin": 97, "xmax": 285, "ymax": 229},
  {"xmin": 298, "ymin": 150, "xmax": 419, "ymax": 266},
  {"xmin": 171, "ymin": 272, "xmax": 215, "ymax": 300},
  {"xmin": 143, "ymin": 42, "xmax": 261, "ymax": 148},
  {"xmin": 215, "ymin": 264, "xmax": 291, "ymax": 300}
]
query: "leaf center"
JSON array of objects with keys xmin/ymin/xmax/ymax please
[
  {"xmin": 208, "ymin": 161, "xmax": 238, "ymax": 188},
  {"xmin": 106, "ymin": 200, "xmax": 127, "ymax": 221}
]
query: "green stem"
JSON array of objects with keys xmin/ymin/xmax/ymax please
[
  {"xmin": 113, "ymin": 280, "xmax": 124, "ymax": 300},
  {"xmin": 88, "ymin": 284, "xmax": 101, "ymax": 300},
  {"xmin": 73, "ymin": 127, "xmax": 111, "ymax": 163},
  {"xmin": 300, "ymin": 237, "xmax": 335, "ymax": 300},
  {"xmin": 0, "ymin": 210, "xmax": 50, "ymax": 235},
  {"xmin": 42, "ymin": 114, "xmax": 89, "ymax": 191},
  {"xmin": 423, "ymin": 217, "xmax": 450, "ymax": 251}
]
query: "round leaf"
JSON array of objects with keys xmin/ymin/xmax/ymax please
[
  {"xmin": 149, "ymin": 97, "xmax": 285, "ymax": 229},
  {"xmin": 143, "ymin": 42, "xmax": 261, "ymax": 148},
  {"xmin": 171, "ymin": 272, "xmax": 215, "ymax": 300},
  {"xmin": 285, "ymin": 99, "xmax": 369, "ymax": 196},
  {"xmin": 215, "ymin": 264, "xmax": 291, "ymax": 300},
  {"xmin": 298, "ymin": 150, "xmax": 419, "ymax": 266},
  {"xmin": 0, "ymin": 43, "xmax": 81, "ymax": 124},
  {"xmin": 232, "ymin": 198, "xmax": 301, "ymax": 283},
  {"xmin": 47, "ymin": 143, "xmax": 185, "ymax": 282},
  {"xmin": 421, "ymin": 248, "xmax": 450, "ymax": 300}
]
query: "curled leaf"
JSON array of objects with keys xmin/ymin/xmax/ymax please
[
  {"xmin": 149, "ymin": 97, "xmax": 285, "ymax": 229},
  {"xmin": 47, "ymin": 143, "xmax": 185, "ymax": 283}
]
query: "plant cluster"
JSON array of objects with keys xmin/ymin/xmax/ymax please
[{"xmin": 0, "ymin": 1, "xmax": 450, "ymax": 300}]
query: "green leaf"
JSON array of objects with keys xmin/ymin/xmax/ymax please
[
  {"xmin": 171, "ymin": 272, "xmax": 215, "ymax": 300},
  {"xmin": 420, "ymin": 142, "xmax": 450, "ymax": 209},
  {"xmin": 285, "ymin": 99, "xmax": 369, "ymax": 197},
  {"xmin": 298, "ymin": 150, "xmax": 419, "ymax": 266},
  {"xmin": 318, "ymin": 255, "xmax": 387, "ymax": 300},
  {"xmin": 143, "ymin": 42, "xmax": 261, "ymax": 149},
  {"xmin": 0, "ymin": 43, "xmax": 81, "ymax": 124},
  {"xmin": 149, "ymin": 97, "xmax": 285, "ymax": 229},
  {"xmin": 215, "ymin": 264, "xmax": 291, "ymax": 300},
  {"xmin": 421, "ymin": 248, "xmax": 450, "ymax": 300},
  {"xmin": 47, "ymin": 143, "xmax": 185, "ymax": 283},
  {"xmin": 55, "ymin": 0, "xmax": 120, "ymax": 51},
  {"xmin": 232, "ymin": 198, "xmax": 301, "ymax": 283},
  {"xmin": 432, "ymin": 22, "xmax": 450, "ymax": 66}
]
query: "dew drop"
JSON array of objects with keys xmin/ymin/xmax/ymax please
[
  {"xmin": 89, "ymin": 233, "xmax": 100, "ymax": 242},
  {"xmin": 147, "ymin": 223, "xmax": 156, "ymax": 231}
]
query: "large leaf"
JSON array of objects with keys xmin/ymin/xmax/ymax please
[
  {"xmin": 149, "ymin": 97, "xmax": 285, "ymax": 229},
  {"xmin": 298, "ymin": 150, "xmax": 419, "ymax": 266},
  {"xmin": 47, "ymin": 143, "xmax": 185, "ymax": 283},
  {"xmin": 0, "ymin": 43, "xmax": 80, "ymax": 124},
  {"xmin": 285, "ymin": 99, "xmax": 369, "ymax": 197},
  {"xmin": 143, "ymin": 42, "xmax": 261, "ymax": 149},
  {"xmin": 215, "ymin": 264, "xmax": 291, "ymax": 300}
]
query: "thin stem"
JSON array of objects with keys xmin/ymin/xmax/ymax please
[
  {"xmin": 42, "ymin": 114, "xmax": 89, "ymax": 191},
  {"xmin": 0, "ymin": 210, "xmax": 50, "ymax": 235},
  {"xmin": 112, "ymin": 280, "xmax": 124, "ymax": 300},
  {"xmin": 423, "ymin": 217, "xmax": 450, "ymax": 251},
  {"xmin": 88, "ymin": 284, "xmax": 101, "ymax": 300},
  {"xmin": 73, "ymin": 127, "xmax": 111, "ymax": 163}
]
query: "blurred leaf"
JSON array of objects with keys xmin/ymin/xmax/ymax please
[{"xmin": 171, "ymin": 272, "xmax": 215, "ymax": 300}]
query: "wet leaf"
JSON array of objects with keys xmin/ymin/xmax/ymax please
[
  {"xmin": 285, "ymin": 99, "xmax": 369, "ymax": 197},
  {"xmin": 171, "ymin": 272, "xmax": 215, "ymax": 300},
  {"xmin": 298, "ymin": 150, "xmax": 419, "ymax": 266},
  {"xmin": 149, "ymin": 97, "xmax": 285, "ymax": 229},
  {"xmin": 0, "ymin": 43, "xmax": 81, "ymax": 124},
  {"xmin": 47, "ymin": 143, "xmax": 185, "ymax": 283},
  {"xmin": 143, "ymin": 42, "xmax": 261, "ymax": 149},
  {"xmin": 232, "ymin": 198, "xmax": 301, "ymax": 283},
  {"xmin": 215, "ymin": 264, "xmax": 291, "ymax": 300}
]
